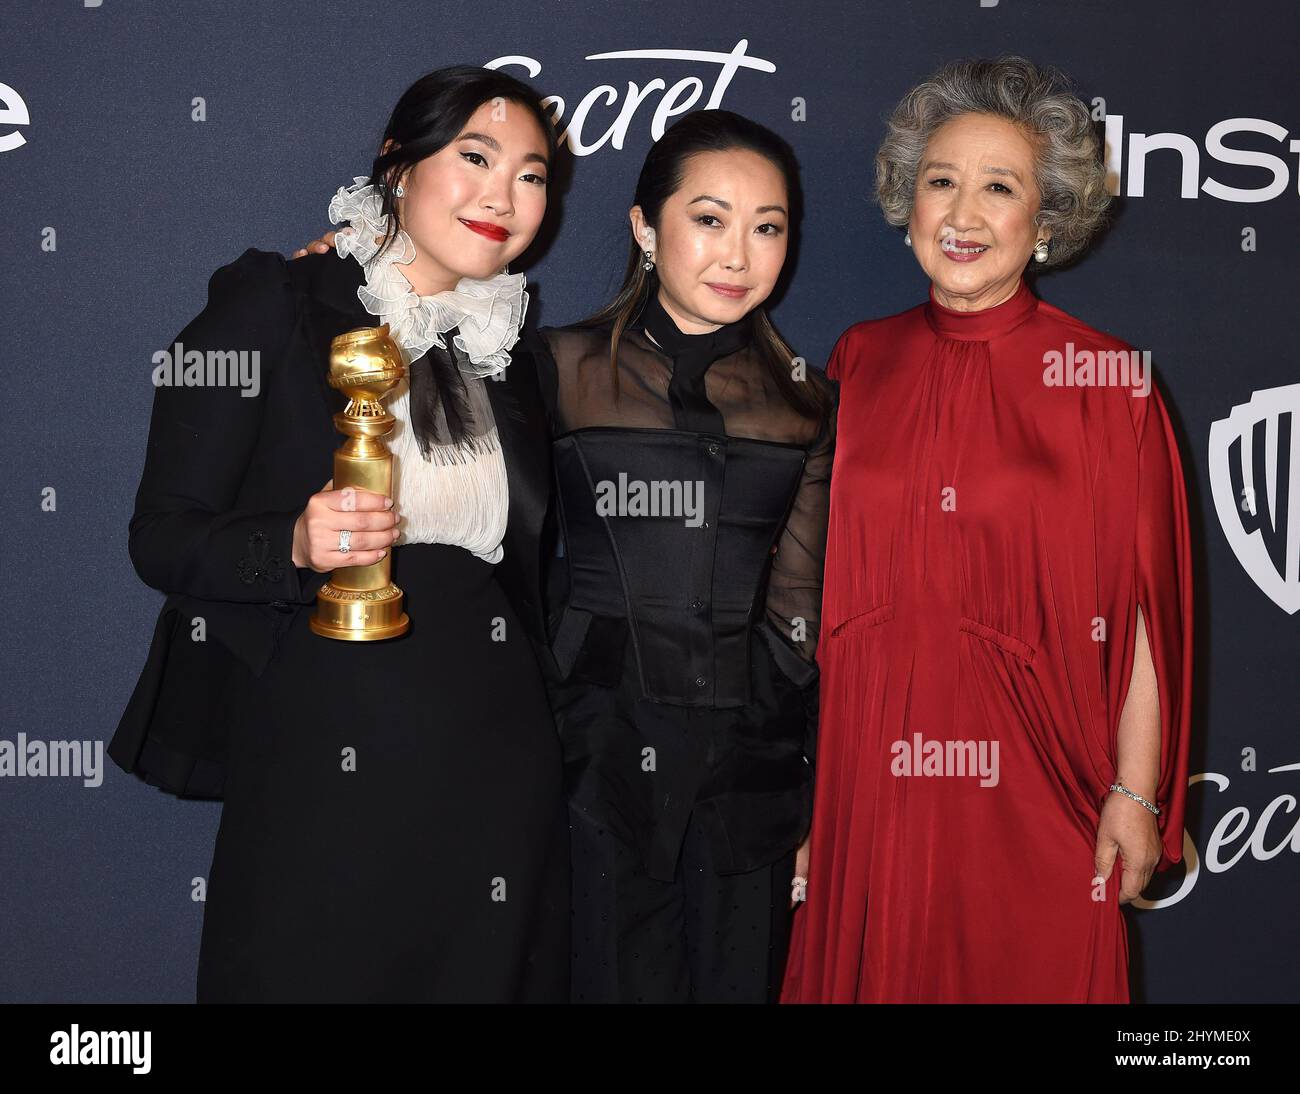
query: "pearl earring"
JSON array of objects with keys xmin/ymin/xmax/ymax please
[
  {"xmin": 904, "ymin": 231, "xmax": 912, "ymax": 247},
  {"xmin": 1033, "ymin": 238, "xmax": 1049, "ymax": 263}
]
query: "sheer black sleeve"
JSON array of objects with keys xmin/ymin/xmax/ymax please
[
  {"xmin": 764, "ymin": 377, "xmax": 837, "ymax": 663},
  {"xmin": 532, "ymin": 325, "xmax": 562, "ymax": 436},
  {"xmin": 760, "ymin": 370, "xmax": 838, "ymax": 764}
]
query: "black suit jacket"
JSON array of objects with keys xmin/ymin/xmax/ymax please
[{"xmin": 108, "ymin": 247, "xmax": 554, "ymax": 798}]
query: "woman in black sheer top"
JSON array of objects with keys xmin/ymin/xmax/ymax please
[{"xmin": 535, "ymin": 110, "xmax": 836, "ymax": 1003}]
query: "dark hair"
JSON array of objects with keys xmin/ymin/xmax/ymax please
[
  {"xmin": 369, "ymin": 65, "xmax": 558, "ymax": 263},
  {"xmin": 578, "ymin": 109, "xmax": 830, "ymax": 425},
  {"xmin": 362, "ymin": 65, "xmax": 557, "ymax": 449}
]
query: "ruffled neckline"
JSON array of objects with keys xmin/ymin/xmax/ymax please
[{"xmin": 327, "ymin": 176, "xmax": 527, "ymax": 378}]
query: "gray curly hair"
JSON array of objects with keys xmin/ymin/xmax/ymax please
[{"xmin": 875, "ymin": 55, "xmax": 1111, "ymax": 268}]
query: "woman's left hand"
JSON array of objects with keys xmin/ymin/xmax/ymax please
[{"xmin": 1093, "ymin": 792, "xmax": 1162, "ymax": 904}]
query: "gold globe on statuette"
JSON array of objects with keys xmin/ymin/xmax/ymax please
[{"xmin": 309, "ymin": 323, "xmax": 411, "ymax": 640}]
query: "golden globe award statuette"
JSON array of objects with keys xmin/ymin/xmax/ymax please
[{"xmin": 309, "ymin": 323, "xmax": 410, "ymax": 641}]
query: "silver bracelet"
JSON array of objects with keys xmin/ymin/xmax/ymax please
[{"xmin": 1109, "ymin": 779, "xmax": 1161, "ymax": 816}]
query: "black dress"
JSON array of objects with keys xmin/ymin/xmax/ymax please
[
  {"xmin": 536, "ymin": 289, "xmax": 836, "ymax": 1002},
  {"xmin": 110, "ymin": 248, "xmax": 568, "ymax": 1002},
  {"xmin": 197, "ymin": 541, "xmax": 567, "ymax": 1002}
]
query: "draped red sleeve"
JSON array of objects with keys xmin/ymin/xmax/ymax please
[{"xmin": 1123, "ymin": 382, "xmax": 1194, "ymax": 871}]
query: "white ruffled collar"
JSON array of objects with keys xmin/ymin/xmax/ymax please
[{"xmin": 327, "ymin": 176, "xmax": 528, "ymax": 378}]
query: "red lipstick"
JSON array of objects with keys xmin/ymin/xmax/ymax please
[{"xmin": 459, "ymin": 218, "xmax": 509, "ymax": 242}]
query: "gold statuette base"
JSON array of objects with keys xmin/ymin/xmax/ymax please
[{"xmin": 308, "ymin": 581, "xmax": 410, "ymax": 641}]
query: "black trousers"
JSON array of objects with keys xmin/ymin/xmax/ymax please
[{"xmin": 568, "ymin": 801, "xmax": 797, "ymax": 1003}]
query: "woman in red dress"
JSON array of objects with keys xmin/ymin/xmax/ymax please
[{"xmin": 781, "ymin": 56, "xmax": 1193, "ymax": 1003}]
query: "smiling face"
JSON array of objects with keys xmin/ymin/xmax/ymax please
[
  {"xmin": 909, "ymin": 112, "xmax": 1049, "ymax": 312},
  {"xmin": 630, "ymin": 148, "xmax": 789, "ymax": 335},
  {"xmin": 386, "ymin": 98, "xmax": 550, "ymax": 295}
]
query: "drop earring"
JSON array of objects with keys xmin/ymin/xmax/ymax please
[
  {"xmin": 904, "ymin": 231, "xmax": 912, "ymax": 247},
  {"xmin": 1033, "ymin": 238, "xmax": 1050, "ymax": 263},
  {"xmin": 643, "ymin": 249, "xmax": 655, "ymax": 271}
]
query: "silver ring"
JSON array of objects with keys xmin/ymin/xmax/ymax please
[{"xmin": 338, "ymin": 529, "xmax": 352, "ymax": 554}]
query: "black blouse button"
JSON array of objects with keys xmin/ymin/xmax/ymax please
[
  {"xmin": 690, "ymin": 598, "xmax": 703, "ymax": 610},
  {"xmin": 694, "ymin": 676, "xmax": 707, "ymax": 688},
  {"xmin": 707, "ymin": 442, "xmax": 721, "ymax": 456}
]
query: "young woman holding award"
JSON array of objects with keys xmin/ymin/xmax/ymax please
[{"xmin": 109, "ymin": 66, "xmax": 569, "ymax": 1002}]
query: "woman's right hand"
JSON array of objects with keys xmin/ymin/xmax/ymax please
[
  {"xmin": 290, "ymin": 230, "xmax": 338, "ymax": 259},
  {"xmin": 791, "ymin": 834, "xmax": 810, "ymax": 909},
  {"xmin": 291, "ymin": 478, "xmax": 398, "ymax": 571}
]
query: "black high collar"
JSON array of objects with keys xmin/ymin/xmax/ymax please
[
  {"xmin": 638, "ymin": 286, "xmax": 752, "ymax": 364},
  {"xmin": 637, "ymin": 286, "xmax": 752, "ymax": 436}
]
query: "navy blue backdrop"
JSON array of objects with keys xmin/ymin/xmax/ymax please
[{"xmin": 1, "ymin": 0, "xmax": 1296, "ymax": 1002}]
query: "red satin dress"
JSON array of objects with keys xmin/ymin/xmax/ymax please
[{"xmin": 781, "ymin": 279, "xmax": 1193, "ymax": 1003}]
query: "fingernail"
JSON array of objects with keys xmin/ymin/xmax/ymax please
[
  {"xmin": 385, "ymin": 497, "xmax": 393, "ymax": 507},
  {"xmin": 378, "ymin": 550, "xmax": 387, "ymax": 559}
]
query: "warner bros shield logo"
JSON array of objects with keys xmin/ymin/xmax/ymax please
[{"xmin": 1209, "ymin": 384, "xmax": 1300, "ymax": 614}]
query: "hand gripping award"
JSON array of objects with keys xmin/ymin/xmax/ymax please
[{"xmin": 309, "ymin": 323, "xmax": 411, "ymax": 640}]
